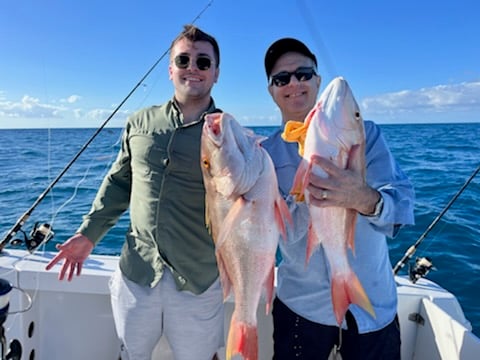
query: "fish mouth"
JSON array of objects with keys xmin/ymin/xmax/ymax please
[{"xmin": 204, "ymin": 113, "xmax": 224, "ymax": 146}]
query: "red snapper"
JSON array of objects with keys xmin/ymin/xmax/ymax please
[
  {"xmin": 201, "ymin": 112, "xmax": 292, "ymax": 360},
  {"xmin": 282, "ymin": 77, "xmax": 375, "ymax": 325}
]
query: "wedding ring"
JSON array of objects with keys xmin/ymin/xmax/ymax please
[{"xmin": 322, "ymin": 190, "xmax": 328, "ymax": 200}]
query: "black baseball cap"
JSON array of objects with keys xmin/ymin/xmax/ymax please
[{"xmin": 264, "ymin": 38, "xmax": 317, "ymax": 78}]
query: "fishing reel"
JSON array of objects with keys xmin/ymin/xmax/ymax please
[
  {"xmin": 10, "ymin": 222, "xmax": 54, "ymax": 253},
  {"xmin": 409, "ymin": 257, "xmax": 436, "ymax": 284}
]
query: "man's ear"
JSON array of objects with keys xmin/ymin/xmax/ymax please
[{"xmin": 268, "ymin": 83, "xmax": 273, "ymax": 97}]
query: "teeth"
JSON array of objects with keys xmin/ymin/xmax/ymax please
[
  {"xmin": 185, "ymin": 76, "xmax": 201, "ymax": 82},
  {"xmin": 287, "ymin": 92, "xmax": 305, "ymax": 98}
]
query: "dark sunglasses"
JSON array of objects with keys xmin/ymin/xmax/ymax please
[
  {"xmin": 269, "ymin": 67, "xmax": 317, "ymax": 87},
  {"xmin": 174, "ymin": 54, "xmax": 213, "ymax": 71}
]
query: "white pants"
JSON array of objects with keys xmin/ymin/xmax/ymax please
[{"xmin": 109, "ymin": 267, "xmax": 224, "ymax": 360}]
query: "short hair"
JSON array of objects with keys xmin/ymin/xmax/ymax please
[{"xmin": 170, "ymin": 24, "xmax": 220, "ymax": 68}]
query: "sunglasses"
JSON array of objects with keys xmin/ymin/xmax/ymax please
[
  {"xmin": 269, "ymin": 67, "xmax": 317, "ymax": 87},
  {"xmin": 174, "ymin": 54, "xmax": 213, "ymax": 71}
]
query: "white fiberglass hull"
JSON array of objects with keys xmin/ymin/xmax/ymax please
[{"xmin": 0, "ymin": 249, "xmax": 479, "ymax": 360}]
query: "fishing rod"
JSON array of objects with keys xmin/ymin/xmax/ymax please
[
  {"xmin": 0, "ymin": 1, "xmax": 214, "ymax": 254},
  {"xmin": 393, "ymin": 163, "xmax": 480, "ymax": 276}
]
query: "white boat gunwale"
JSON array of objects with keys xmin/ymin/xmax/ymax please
[{"xmin": 1, "ymin": 249, "xmax": 479, "ymax": 360}]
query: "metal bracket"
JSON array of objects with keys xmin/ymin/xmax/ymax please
[{"xmin": 408, "ymin": 312, "xmax": 425, "ymax": 326}]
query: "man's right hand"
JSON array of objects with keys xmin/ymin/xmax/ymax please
[{"xmin": 45, "ymin": 233, "xmax": 94, "ymax": 281}]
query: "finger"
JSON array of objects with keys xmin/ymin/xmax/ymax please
[
  {"xmin": 310, "ymin": 155, "xmax": 339, "ymax": 176},
  {"xmin": 67, "ymin": 262, "xmax": 76, "ymax": 282},
  {"xmin": 77, "ymin": 262, "xmax": 83, "ymax": 277},
  {"xmin": 46, "ymin": 254, "xmax": 62, "ymax": 270},
  {"xmin": 308, "ymin": 171, "xmax": 329, "ymax": 190},
  {"xmin": 59, "ymin": 260, "xmax": 69, "ymax": 281},
  {"xmin": 308, "ymin": 192, "xmax": 331, "ymax": 208},
  {"xmin": 45, "ymin": 255, "xmax": 60, "ymax": 270}
]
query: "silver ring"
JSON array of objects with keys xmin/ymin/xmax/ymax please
[{"xmin": 322, "ymin": 190, "xmax": 328, "ymax": 200}]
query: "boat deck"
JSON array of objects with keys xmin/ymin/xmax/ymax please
[{"xmin": 1, "ymin": 249, "xmax": 479, "ymax": 359}]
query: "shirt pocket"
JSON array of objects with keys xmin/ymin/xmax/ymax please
[{"xmin": 129, "ymin": 132, "xmax": 170, "ymax": 180}]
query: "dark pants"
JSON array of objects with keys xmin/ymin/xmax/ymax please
[{"xmin": 272, "ymin": 297, "xmax": 401, "ymax": 360}]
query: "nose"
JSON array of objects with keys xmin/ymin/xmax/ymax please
[
  {"xmin": 288, "ymin": 74, "xmax": 300, "ymax": 86},
  {"xmin": 187, "ymin": 59, "xmax": 199, "ymax": 70}
]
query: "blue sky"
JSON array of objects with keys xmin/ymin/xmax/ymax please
[{"xmin": 1, "ymin": 0, "xmax": 479, "ymax": 128}]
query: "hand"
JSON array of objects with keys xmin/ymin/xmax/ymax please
[
  {"xmin": 45, "ymin": 233, "xmax": 94, "ymax": 281},
  {"xmin": 306, "ymin": 154, "xmax": 379, "ymax": 214}
]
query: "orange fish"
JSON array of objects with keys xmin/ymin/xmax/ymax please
[{"xmin": 282, "ymin": 77, "xmax": 375, "ymax": 325}]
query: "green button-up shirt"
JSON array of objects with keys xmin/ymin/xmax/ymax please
[{"xmin": 78, "ymin": 99, "xmax": 220, "ymax": 294}]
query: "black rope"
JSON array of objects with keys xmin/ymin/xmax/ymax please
[
  {"xmin": 0, "ymin": 1, "xmax": 214, "ymax": 252},
  {"xmin": 393, "ymin": 163, "xmax": 480, "ymax": 274}
]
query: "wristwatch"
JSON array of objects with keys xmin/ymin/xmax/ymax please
[{"xmin": 364, "ymin": 194, "xmax": 384, "ymax": 217}]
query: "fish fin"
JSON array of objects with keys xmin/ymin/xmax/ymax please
[
  {"xmin": 216, "ymin": 251, "xmax": 232, "ymax": 300},
  {"xmin": 264, "ymin": 266, "xmax": 275, "ymax": 314},
  {"xmin": 305, "ymin": 221, "xmax": 320, "ymax": 266},
  {"xmin": 281, "ymin": 120, "xmax": 308, "ymax": 156},
  {"xmin": 204, "ymin": 198, "xmax": 213, "ymax": 238},
  {"xmin": 347, "ymin": 143, "xmax": 366, "ymax": 179},
  {"xmin": 226, "ymin": 315, "xmax": 258, "ymax": 360},
  {"xmin": 274, "ymin": 195, "xmax": 293, "ymax": 242},
  {"xmin": 331, "ymin": 271, "xmax": 375, "ymax": 325},
  {"xmin": 217, "ymin": 197, "xmax": 247, "ymax": 247},
  {"xmin": 290, "ymin": 159, "xmax": 309, "ymax": 201},
  {"xmin": 345, "ymin": 209, "xmax": 358, "ymax": 254},
  {"xmin": 215, "ymin": 198, "xmax": 248, "ymax": 300}
]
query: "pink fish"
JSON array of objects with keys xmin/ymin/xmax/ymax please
[
  {"xmin": 282, "ymin": 77, "xmax": 375, "ymax": 325},
  {"xmin": 201, "ymin": 112, "xmax": 292, "ymax": 360}
]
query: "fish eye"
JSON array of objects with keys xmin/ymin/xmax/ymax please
[{"xmin": 202, "ymin": 159, "xmax": 210, "ymax": 169}]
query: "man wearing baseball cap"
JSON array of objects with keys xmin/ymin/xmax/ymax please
[{"xmin": 261, "ymin": 38, "xmax": 415, "ymax": 359}]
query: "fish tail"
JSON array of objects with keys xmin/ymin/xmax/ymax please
[
  {"xmin": 226, "ymin": 315, "xmax": 258, "ymax": 360},
  {"xmin": 331, "ymin": 271, "xmax": 375, "ymax": 325}
]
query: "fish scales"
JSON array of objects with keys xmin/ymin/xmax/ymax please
[
  {"xmin": 201, "ymin": 112, "xmax": 291, "ymax": 360},
  {"xmin": 282, "ymin": 77, "xmax": 375, "ymax": 325}
]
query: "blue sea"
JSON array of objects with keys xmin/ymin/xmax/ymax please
[{"xmin": 0, "ymin": 124, "xmax": 479, "ymax": 336}]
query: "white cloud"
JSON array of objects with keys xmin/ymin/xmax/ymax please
[
  {"xmin": 361, "ymin": 81, "xmax": 480, "ymax": 115},
  {"xmin": 0, "ymin": 95, "xmax": 66, "ymax": 119},
  {"xmin": 86, "ymin": 108, "xmax": 130, "ymax": 123},
  {"xmin": 61, "ymin": 95, "xmax": 82, "ymax": 104},
  {"xmin": 0, "ymin": 94, "xmax": 131, "ymax": 128},
  {"xmin": 1, "ymin": 81, "xmax": 479, "ymax": 128}
]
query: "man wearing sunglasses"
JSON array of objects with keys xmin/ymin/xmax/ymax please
[
  {"xmin": 261, "ymin": 38, "xmax": 415, "ymax": 359},
  {"xmin": 46, "ymin": 25, "xmax": 223, "ymax": 360}
]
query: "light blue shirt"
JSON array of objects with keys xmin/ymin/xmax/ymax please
[{"xmin": 262, "ymin": 120, "xmax": 415, "ymax": 333}]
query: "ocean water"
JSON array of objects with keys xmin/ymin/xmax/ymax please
[{"xmin": 0, "ymin": 123, "xmax": 479, "ymax": 336}]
